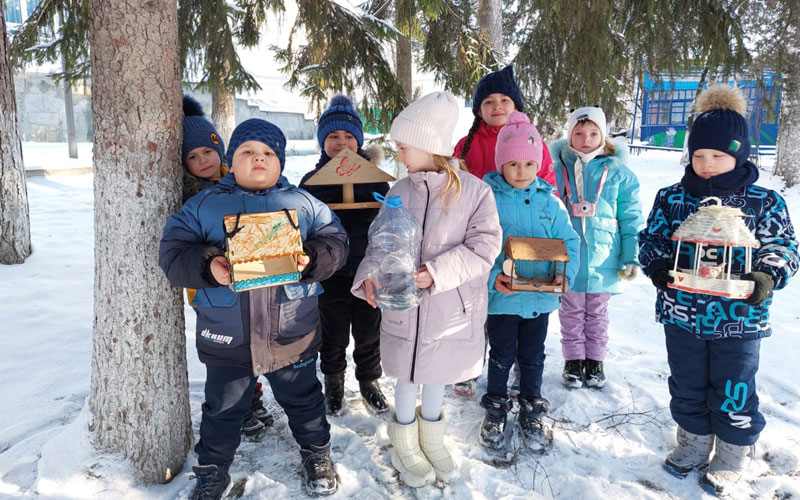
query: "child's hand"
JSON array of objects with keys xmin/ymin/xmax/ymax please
[
  {"xmin": 415, "ymin": 266, "xmax": 433, "ymax": 289},
  {"xmin": 494, "ymin": 274, "xmax": 515, "ymax": 294},
  {"xmin": 617, "ymin": 264, "xmax": 639, "ymax": 281},
  {"xmin": 363, "ymin": 279, "xmax": 378, "ymax": 308},
  {"xmin": 210, "ymin": 256, "xmax": 231, "ymax": 286},
  {"xmin": 297, "ymin": 253, "xmax": 311, "ymax": 273}
]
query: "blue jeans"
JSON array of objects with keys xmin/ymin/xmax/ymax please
[
  {"xmin": 195, "ymin": 355, "xmax": 329, "ymax": 466},
  {"xmin": 664, "ymin": 325, "xmax": 765, "ymax": 446},
  {"xmin": 486, "ymin": 313, "xmax": 549, "ymax": 401}
]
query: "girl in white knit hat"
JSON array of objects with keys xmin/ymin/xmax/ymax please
[{"xmin": 352, "ymin": 91, "xmax": 503, "ymax": 487}]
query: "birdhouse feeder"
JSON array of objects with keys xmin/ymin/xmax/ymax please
[
  {"xmin": 668, "ymin": 197, "xmax": 758, "ymax": 299},
  {"xmin": 223, "ymin": 209, "xmax": 304, "ymax": 292},
  {"xmin": 302, "ymin": 149, "xmax": 396, "ymax": 210},
  {"xmin": 502, "ymin": 236, "xmax": 570, "ymax": 293}
]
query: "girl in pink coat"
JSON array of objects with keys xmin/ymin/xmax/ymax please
[{"xmin": 352, "ymin": 91, "xmax": 502, "ymax": 487}]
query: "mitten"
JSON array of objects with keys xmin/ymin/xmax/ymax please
[
  {"xmin": 649, "ymin": 260, "xmax": 674, "ymax": 291},
  {"xmin": 741, "ymin": 271, "xmax": 774, "ymax": 306},
  {"xmin": 617, "ymin": 264, "xmax": 639, "ymax": 281}
]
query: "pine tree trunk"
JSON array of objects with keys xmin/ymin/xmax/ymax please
[
  {"xmin": 477, "ymin": 0, "xmax": 503, "ymax": 60},
  {"xmin": 395, "ymin": 4, "xmax": 412, "ymax": 102},
  {"xmin": 88, "ymin": 0, "xmax": 192, "ymax": 484},
  {"xmin": 774, "ymin": 21, "xmax": 800, "ymax": 187},
  {"xmin": 211, "ymin": 74, "xmax": 236, "ymax": 149},
  {"xmin": 0, "ymin": 3, "xmax": 32, "ymax": 265}
]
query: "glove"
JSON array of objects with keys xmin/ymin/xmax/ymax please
[
  {"xmin": 617, "ymin": 264, "xmax": 639, "ymax": 281},
  {"xmin": 741, "ymin": 271, "xmax": 774, "ymax": 306},
  {"xmin": 648, "ymin": 261, "xmax": 674, "ymax": 291}
]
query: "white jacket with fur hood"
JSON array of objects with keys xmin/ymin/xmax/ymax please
[{"xmin": 352, "ymin": 168, "xmax": 502, "ymax": 385}]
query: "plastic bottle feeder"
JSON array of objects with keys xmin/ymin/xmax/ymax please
[{"xmin": 668, "ymin": 197, "xmax": 757, "ymax": 299}]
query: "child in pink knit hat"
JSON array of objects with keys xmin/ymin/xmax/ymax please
[{"xmin": 477, "ymin": 111, "xmax": 580, "ymax": 452}]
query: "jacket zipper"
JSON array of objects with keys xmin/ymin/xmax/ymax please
[
  {"xmin": 455, "ymin": 287, "xmax": 466, "ymax": 313},
  {"xmin": 409, "ymin": 180, "xmax": 431, "ymax": 383}
]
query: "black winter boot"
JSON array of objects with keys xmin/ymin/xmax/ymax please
[
  {"xmin": 324, "ymin": 373, "xmax": 345, "ymax": 416},
  {"xmin": 189, "ymin": 464, "xmax": 231, "ymax": 500},
  {"xmin": 479, "ymin": 394, "xmax": 512, "ymax": 450},
  {"xmin": 518, "ymin": 397, "xmax": 553, "ymax": 452},
  {"xmin": 584, "ymin": 359, "xmax": 606, "ymax": 388},
  {"xmin": 241, "ymin": 383, "xmax": 274, "ymax": 440},
  {"xmin": 562, "ymin": 359, "xmax": 584, "ymax": 388},
  {"xmin": 300, "ymin": 443, "xmax": 339, "ymax": 496},
  {"xmin": 359, "ymin": 379, "xmax": 389, "ymax": 414}
]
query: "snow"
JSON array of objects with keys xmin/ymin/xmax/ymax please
[{"xmin": 1, "ymin": 145, "xmax": 799, "ymax": 500}]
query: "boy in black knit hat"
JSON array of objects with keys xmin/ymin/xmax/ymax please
[
  {"xmin": 161, "ymin": 118, "xmax": 349, "ymax": 498},
  {"xmin": 299, "ymin": 95, "xmax": 390, "ymax": 416},
  {"xmin": 639, "ymin": 85, "xmax": 798, "ymax": 496}
]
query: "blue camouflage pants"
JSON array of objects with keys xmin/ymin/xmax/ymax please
[{"xmin": 664, "ymin": 324, "xmax": 765, "ymax": 446}]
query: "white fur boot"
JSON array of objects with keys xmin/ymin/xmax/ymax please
[
  {"xmin": 701, "ymin": 437, "xmax": 755, "ymax": 496},
  {"xmin": 387, "ymin": 415, "xmax": 435, "ymax": 487},
  {"xmin": 416, "ymin": 407, "xmax": 459, "ymax": 483}
]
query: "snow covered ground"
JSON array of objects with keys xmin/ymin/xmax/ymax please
[{"xmin": 1, "ymin": 146, "xmax": 799, "ymax": 500}]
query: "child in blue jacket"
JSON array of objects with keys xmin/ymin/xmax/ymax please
[
  {"xmin": 550, "ymin": 107, "xmax": 643, "ymax": 389},
  {"xmin": 479, "ymin": 111, "xmax": 580, "ymax": 451},
  {"xmin": 159, "ymin": 119, "xmax": 349, "ymax": 498},
  {"xmin": 639, "ymin": 85, "xmax": 798, "ymax": 496}
]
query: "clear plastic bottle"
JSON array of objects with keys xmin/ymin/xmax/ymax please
[{"xmin": 367, "ymin": 194, "xmax": 423, "ymax": 310}]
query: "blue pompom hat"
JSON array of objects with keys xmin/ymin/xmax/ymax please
[
  {"xmin": 182, "ymin": 95, "xmax": 225, "ymax": 166},
  {"xmin": 687, "ymin": 85, "xmax": 751, "ymax": 167},
  {"xmin": 316, "ymin": 94, "xmax": 364, "ymax": 148},
  {"xmin": 226, "ymin": 119, "xmax": 287, "ymax": 171},
  {"xmin": 471, "ymin": 65, "xmax": 525, "ymax": 116}
]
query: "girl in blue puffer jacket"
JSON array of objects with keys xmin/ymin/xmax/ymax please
[
  {"xmin": 550, "ymin": 106, "xmax": 644, "ymax": 389},
  {"xmin": 479, "ymin": 111, "xmax": 580, "ymax": 452}
]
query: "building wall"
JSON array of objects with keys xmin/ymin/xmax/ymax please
[{"xmin": 12, "ymin": 72, "xmax": 317, "ymax": 142}]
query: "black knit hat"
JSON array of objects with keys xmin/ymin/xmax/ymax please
[
  {"xmin": 471, "ymin": 65, "xmax": 524, "ymax": 116},
  {"xmin": 317, "ymin": 94, "xmax": 364, "ymax": 148},
  {"xmin": 688, "ymin": 85, "xmax": 750, "ymax": 167},
  {"xmin": 182, "ymin": 95, "xmax": 225, "ymax": 167}
]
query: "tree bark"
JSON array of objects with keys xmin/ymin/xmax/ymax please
[
  {"xmin": 394, "ymin": 4, "xmax": 412, "ymax": 102},
  {"xmin": 211, "ymin": 66, "xmax": 236, "ymax": 149},
  {"xmin": 0, "ymin": 1, "xmax": 32, "ymax": 265},
  {"xmin": 477, "ymin": 0, "xmax": 503, "ymax": 60},
  {"xmin": 774, "ymin": 21, "xmax": 800, "ymax": 187},
  {"xmin": 88, "ymin": 0, "xmax": 192, "ymax": 484}
]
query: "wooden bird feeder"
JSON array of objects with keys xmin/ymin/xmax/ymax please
[
  {"xmin": 502, "ymin": 236, "xmax": 570, "ymax": 293},
  {"xmin": 223, "ymin": 209, "xmax": 304, "ymax": 292},
  {"xmin": 668, "ymin": 197, "xmax": 758, "ymax": 299},
  {"xmin": 302, "ymin": 148, "xmax": 396, "ymax": 210}
]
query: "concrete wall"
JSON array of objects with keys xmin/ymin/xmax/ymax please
[{"xmin": 13, "ymin": 72, "xmax": 317, "ymax": 142}]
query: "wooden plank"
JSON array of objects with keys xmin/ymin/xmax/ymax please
[{"xmin": 303, "ymin": 148, "xmax": 395, "ymax": 185}]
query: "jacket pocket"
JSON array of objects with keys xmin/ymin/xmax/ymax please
[
  {"xmin": 421, "ymin": 286, "xmax": 472, "ymax": 343},
  {"xmin": 585, "ymin": 217, "xmax": 621, "ymax": 268},
  {"xmin": 381, "ymin": 308, "xmax": 415, "ymax": 341},
  {"xmin": 195, "ymin": 299, "xmax": 245, "ymax": 350},
  {"xmin": 277, "ymin": 292, "xmax": 320, "ymax": 339},
  {"xmin": 196, "ymin": 286, "xmax": 238, "ymax": 308}
]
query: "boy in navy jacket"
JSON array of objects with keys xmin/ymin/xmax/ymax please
[
  {"xmin": 160, "ymin": 119, "xmax": 349, "ymax": 498},
  {"xmin": 639, "ymin": 86, "xmax": 798, "ymax": 496}
]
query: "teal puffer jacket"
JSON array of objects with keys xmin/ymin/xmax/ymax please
[
  {"xmin": 484, "ymin": 172, "xmax": 580, "ymax": 317},
  {"xmin": 549, "ymin": 139, "xmax": 644, "ymax": 294}
]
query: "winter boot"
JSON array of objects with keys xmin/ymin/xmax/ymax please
[
  {"xmin": 508, "ymin": 363, "xmax": 521, "ymax": 398},
  {"xmin": 518, "ymin": 397, "xmax": 553, "ymax": 452},
  {"xmin": 416, "ymin": 407, "xmax": 459, "ymax": 483},
  {"xmin": 251, "ymin": 382, "xmax": 275, "ymax": 426},
  {"xmin": 324, "ymin": 372, "xmax": 345, "ymax": 416},
  {"xmin": 453, "ymin": 377, "xmax": 477, "ymax": 396},
  {"xmin": 241, "ymin": 412, "xmax": 267, "ymax": 441},
  {"xmin": 584, "ymin": 359, "xmax": 606, "ymax": 389},
  {"xmin": 700, "ymin": 437, "xmax": 755, "ymax": 497},
  {"xmin": 663, "ymin": 426, "xmax": 714, "ymax": 478},
  {"xmin": 359, "ymin": 379, "xmax": 389, "ymax": 414},
  {"xmin": 562, "ymin": 359, "xmax": 584, "ymax": 389},
  {"xmin": 478, "ymin": 395, "xmax": 511, "ymax": 450},
  {"xmin": 189, "ymin": 464, "xmax": 231, "ymax": 500},
  {"xmin": 299, "ymin": 442, "xmax": 339, "ymax": 497},
  {"xmin": 387, "ymin": 415, "xmax": 435, "ymax": 487}
]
